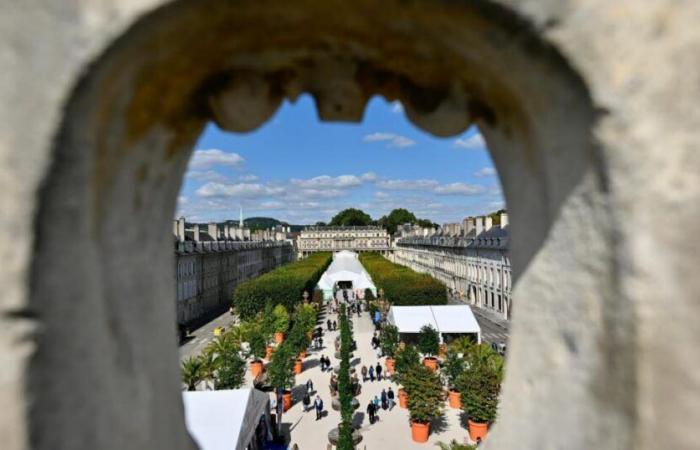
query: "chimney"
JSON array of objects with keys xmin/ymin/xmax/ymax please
[
  {"xmin": 475, "ymin": 216, "xmax": 484, "ymax": 236},
  {"xmin": 464, "ymin": 217, "xmax": 475, "ymax": 235},
  {"xmin": 500, "ymin": 211, "xmax": 509, "ymax": 228},
  {"xmin": 208, "ymin": 222, "xmax": 217, "ymax": 240},
  {"xmin": 485, "ymin": 216, "xmax": 493, "ymax": 231},
  {"xmin": 193, "ymin": 224, "xmax": 200, "ymax": 242},
  {"xmin": 177, "ymin": 217, "xmax": 186, "ymax": 242}
]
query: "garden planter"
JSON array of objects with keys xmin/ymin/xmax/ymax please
[
  {"xmin": 294, "ymin": 359, "xmax": 303, "ymax": 375},
  {"xmin": 468, "ymin": 419, "xmax": 488, "ymax": 442},
  {"xmin": 385, "ymin": 357, "xmax": 395, "ymax": 374},
  {"xmin": 328, "ymin": 428, "xmax": 363, "ymax": 446},
  {"xmin": 448, "ymin": 390, "xmax": 461, "ymax": 409},
  {"xmin": 398, "ymin": 389, "xmax": 408, "ymax": 408},
  {"xmin": 274, "ymin": 332, "xmax": 285, "ymax": 344},
  {"xmin": 250, "ymin": 360, "xmax": 263, "ymax": 377},
  {"xmin": 282, "ymin": 391, "xmax": 292, "ymax": 411},
  {"xmin": 411, "ymin": 421, "xmax": 430, "ymax": 443},
  {"xmin": 423, "ymin": 357, "xmax": 438, "ymax": 371},
  {"xmin": 265, "ymin": 346, "xmax": 274, "ymax": 360}
]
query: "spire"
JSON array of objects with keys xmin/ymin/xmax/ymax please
[{"xmin": 239, "ymin": 205, "xmax": 243, "ymax": 228}]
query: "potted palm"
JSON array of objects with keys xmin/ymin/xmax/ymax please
[
  {"xmin": 394, "ymin": 344, "xmax": 421, "ymax": 408},
  {"xmin": 418, "ymin": 325, "xmax": 440, "ymax": 371},
  {"xmin": 403, "ymin": 364, "xmax": 445, "ymax": 443},
  {"xmin": 204, "ymin": 333, "xmax": 246, "ymax": 390},
  {"xmin": 267, "ymin": 342, "xmax": 296, "ymax": 412},
  {"xmin": 247, "ymin": 327, "xmax": 267, "ymax": 377},
  {"xmin": 272, "ymin": 304, "xmax": 289, "ymax": 343},
  {"xmin": 181, "ymin": 357, "xmax": 204, "ymax": 391},
  {"xmin": 380, "ymin": 324, "xmax": 399, "ymax": 374},
  {"xmin": 458, "ymin": 344, "xmax": 503, "ymax": 442},
  {"xmin": 442, "ymin": 349, "xmax": 465, "ymax": 408}
]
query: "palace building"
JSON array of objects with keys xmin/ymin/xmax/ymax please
[{"xmin": 297, "ymin": 226, "xmax": 390, "ymax": 258}]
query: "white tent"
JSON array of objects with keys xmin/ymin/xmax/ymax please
[
  {"xmin": 316, "ymin": 251, "xmax": 377, "ymax": 300},
  {"xmin": 387, "ymin": 305, "xmax": 481, "ymax": 343},
  {"xmin": 182, "ymin": 389, "xmax": 272, "ymax": 450}
]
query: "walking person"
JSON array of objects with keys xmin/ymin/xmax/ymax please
[
  {"xmin": 387, "ymin": 387, "xmax": 395, "ymax": 410},
  {"xmin": 375, "ymin": 362, "xmax": 382, "ymax": 381},
  {"xmin": 302, "ymin": 390, "xmax": 311, "ymax": 412},
  {"xmin": 373, "ymin": 396, "xmax": 381, "ymax": 420},
  {"xmin": 306, "ymin": 379, "xmax": 314, "ymax": 394},
  {"xmin": 366, "ymin": 401, "xmax": 375, "ymax": 424},
  {"xmin": 381, "ymin": 389, "xmax": 388, "ymax": 410},
  {"xmin": 361, "ymin": 365, "xmax": 368, "ymax": 382},
  {"xmin": 327, "ymin": 319, "xmax": 332, "ymax": 331},
  {"xmin": 332, "ymin": 320, "xmax": 337, "ymax": 331},
  {"xmin": 314, "ymin": 395, "xmax": 324, "ymax": 420},
  {"xmin": 368, "ymin": 365, "xmax": 375, "ymax": 382}
]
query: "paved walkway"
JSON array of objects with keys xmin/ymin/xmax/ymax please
[
  {"xmin": 178, "ymin": 311, "xmax": 237, "ymax": 361},
  {"xmin": 271, "ymin": 304, "xmax": 471, "ymax": 450}
]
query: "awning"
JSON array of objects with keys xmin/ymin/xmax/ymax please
[{"xmin": 387, "ymin": 305, "xmax": 481, "ymax": 341}]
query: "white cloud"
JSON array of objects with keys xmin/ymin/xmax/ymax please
[
  {"xmin": 259, "ymin": 201, "xmax": 284, "ymax": 209},
  {"xmin": 376, "ymin": 179, "xmax": 440, "ymax": 191},
  {"xmin": 186, "ymin": 170, "xmax": 230, "ymax": 183},
  {"xmin": 290, "ymin": 174, "xmax": 363, "ymax": 189},
  {"xmin": 453, "ymin": 132, "xmax": 486, "ymax": 150},
  {"xmin": 474, "ymin": 167, "xmax": 497, "ymax": 177},
  {"xmin": 363, "ymin": 132, "xmax": 416, "ymax": 148},
  {"xmin": 239, "ymin": 174, "xmax": 259, "ymax": 182},
  {"xmin": 374, "ymin": 191, "xmax": 390, "ymax": 199},
  {"xmin": 195, "ymin": 182, "xmax": 284, "ymax": 198},
  {"xmin": 295, "ymin": 188, "xmax": 346, "ymax": 199},
  {"xmin": 360, "ymin": 172, "xmax": 378, "ymax": 182},
  {"xmin": 189, "ymin": 149, "xmax": 244, "ymax": 169},
  {"xmin": 433, "ymin": 182, "xmax": 486, "ymax": 196}
]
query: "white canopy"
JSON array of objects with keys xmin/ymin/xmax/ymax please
[
  {"xmin": 182, "ymin": 389, "xmax": 271, "ymax": 450},
  {"xmin": 316, "ymin": 251, "xmax": 376, "ymax": 295},
  {"xmin": 387, "ymin": 305, "xmax": 481, "ymax": 343}
]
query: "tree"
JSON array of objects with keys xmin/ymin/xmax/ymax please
[
  {"xmin": 458, "ymin": 344, "xmax": 504, "ymax": 423},
  {"xmin": 181, "ymin": 357, "xmax": 204, "ymax": 391},
  {"xmin": 394, "ymin": 344, "xmax": 421, "ymax": 385},
  {"xmin": 315, "ymin": 221, "xmax": 327, "ymax": 227},
  {"xmin": 214, "ymin": 351, "xmax": 246, "ymax": 389},
  {"xmin": 295, "ymin": 303, "xmax": 317, "ymax": 333},
  {"xmin": 417, "ymin": 324, "xmax": 440, "ymax": 358},
  {"xmin": 443, "ymin": 349, "xmax": 465, "ymax": 390},
  {"xmin": 380, "ymin": 324, "xmax": 400, "ymax": 358},
  {"xmin": 337, "ymin": 304, "xmax": 355, "ymax": 450},
  {"xmin": 272, "ymin": 304, "xmax": 290, "ymax": 333},
  {"xmin": 403, "ymin": 364, "xmax": 445, "ymax": 424},
  {"xmin": 248, "ymin": 327, "xmax": 267, "ymax": 362},
  {"xmin": 267, "ymin": 343, "xmax": 296, "ymax": 391},
  {"xmin": 329, "ymin": 208, "xmax": 373, "ymax": 226}
]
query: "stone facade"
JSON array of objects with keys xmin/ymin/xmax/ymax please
[
  {"xmin": 297, "ymin": 226, "xmax": 390, "ymax": 258},
  {"xmin": 392, "ymin": 213, "xmax": 512, "ymax": 320}
]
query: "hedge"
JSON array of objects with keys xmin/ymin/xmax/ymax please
[
  {"xmin": 359, "ymin": 252, "xmax": 447, "ymax": 306},
  {"xmin": 233, "ymin": 252, "xmax": 331, "ymax": 319}
]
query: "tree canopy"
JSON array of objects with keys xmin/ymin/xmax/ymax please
[
  {"xmin": 329, "ymin": 208, "xmax": 373, "ymax": 226},
  {"xmin": 377, "ymin": 208, "xmax": 437, "ymax": 234}
]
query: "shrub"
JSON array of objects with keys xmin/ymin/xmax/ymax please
[
  {"xmin": 286, "ymin": 320, "xmax": 311, "ymax": 355},
  {"xmin": 458, "ymin": 344, "xmax": 504, "ymax": 423},
  {"xmin": 337, "ymin": 304, "xmax": 355, "ymax": 450},
  {"xmin": 394, "ymin": 344, "xmax": 421, "ymax": 385},
  {"xmin": 267, "ymin": 342, "xmax": 295, "ymax": 391},
  {"xmin": 181, "ymin": 357, "xmax": 204, "ymax": 391},
  {"xmin": 403, "ymin": 364, "xmax": 444, "ymax": 424},
  {"xmin": 248, "ymin": 327, "xmax": 267, "ymax": 361},
  {"xmin": 234, "ymin": 252, "xmax": 331, "ymax": 319},
  {"xmin": 443, "ymin": 349, "xmax": 465, "ymax": 390},
  {"xmin": 417, "ymin": 324, "xmax": 440, "ymax": 358},
  {"xmin": 272, "ymin": 304, "xmax": 290, "ymax": 333},
  {"xmin": 380, "ymin": 324, "xmax": 400, "ymax": 358},
  {"xmin": 359, "ymin": 253, "xmax": 446, "ymax": 306},
  {"xmin": 295, "ymin": 303, "xmax": 317, "ymax": 333}
]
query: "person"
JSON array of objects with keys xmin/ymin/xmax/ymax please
[
  {"xmin": 327, "ymin": 319, "xmax": 332, "ymax": 331},
  {"xmin": 375, "ymin": 362, "xmax": 382, "ymax": 381},
  {"xmin": 302, "ymin": 390, "xmax": 311, "ymax": 412},
  {"xmin": 366, "ymin": 401, "xmax": 375, "ymax": 424},
  {"xmin": 368, "ymin": 365, "xmax": 375, "ymax": 382},
  {"xmin": 306, "ymin": 379, "xmax": 314, "ymax": 394},
  {"xmin": 373, "ymin": 395, "xmax": 380, "ymax": 420},
  {"xmin": 314, "ymin": 395, "xmax": 324, "ymax": 420},
  {"xmin": 387, "ymin": 387, "xmax": 395, "ymax": 410},
  {"xmin": 319, "ymin": 337, "xmax": 323, "ymax": 349},
  {"xmin": 371, "ymin": 335, "xmax": 379, "ymax": 349},
  {"xmin": 376, "ymin": 346, "xmax": 382, "ymax": 359},
  {"xmin": 361, "ymin": 365, "xmax": 368, "ymax": 382},
  {"xmin": 381, "ymin": 389, "xmax": 388, "ymax": 410},
  {"xmin": 332, "ymin": 320, "xmax": 337, "ymax": 331}
]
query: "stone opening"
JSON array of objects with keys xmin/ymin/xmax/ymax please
[{"xmin": 25, "ymin": 1, "xmax": 622, "ymax": 449}]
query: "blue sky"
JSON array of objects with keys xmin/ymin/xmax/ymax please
[{"xmin": 177, "ymin": 96, "xmax": 504, "ymax": 225}]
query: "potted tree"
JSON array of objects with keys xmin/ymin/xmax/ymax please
[
  {"xmin": 458, "ymin": 345, "xmax": 503, "ymax": 442},
  {"xmin": 204, "ymin": 333, "xmax": 246, "ymax": 390},
  {"xmin": 418, "ymin": 325, "xmax": 441, "ymax": 371},
  {"xmin": 286, "ymin": 322, "xmax": 310, "ymax": 374},
  {"xmin": 295, "ymin": 303, "xmax": 317, "ymax": 339},
  {"xmin": 394, "ymin": 344, "xmax": 421, "ymax": 408},
  {"xmin": 181, "ymin": 357, "xmax": 204, "ymax": 391},
  {"xmin": 267, "ymin": 343, "xmax": 296, "ymax": 412},
  {"xmin": 403, "ymin": 364, "xmax": 445, "ymax": 443},
  {"xmin": 272, "ymin": 304, "xmax": 289, "ymax": 343},
  {"xmin": 247, "ymin": 327, "xmax": 267, "ymax": 378},
  {"xmin": 442, "ymin": 349, "xmax": 465, "ymax": 408},
  {"xmin": 380, "ymin": 324, "xmax": 400, "ymax": 374}
]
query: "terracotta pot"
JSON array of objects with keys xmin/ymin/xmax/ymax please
[
  {"xmin": 294, "ymin": 359, "xmax": 303, "ymax": 375},
  {"xmin": 398, "ymin": 388, "xmax": 408, "ymax": 408},
  {"xmin": 385, "ymin": 357, "xmax": 395, "ymax": 374},
  {"xmin": 274, "ymin": 332, "xmax": 285, "ymax": 344},
  {"xmin": 448, "ymin": 390, "xmax": 461, "ymax": 409},
  {"xmin": 250, "ymin": 360, "xmax": 263, "ymax": 377},
  {"xmin": 468, "ymin": 419, "xmax": 489, "ymax": 442},
  {"xmin": 283, "ymin": 391, "xmax": 292, "ymax": 412},
  {"xmin": 265, "ymin": 346, "xmax": 274, "ymax": 360},
  {"xmin": 411, "ymin": 421, "xmax": 430, "ymax": 443},
  {"xmin": 423, "ymin": 357, "xmax": 438, "ymax": 371}
]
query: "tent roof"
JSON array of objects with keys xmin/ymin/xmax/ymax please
[
  {"xmin": 183, "ymin": 389, "xmax": 269, "ymax": 450},
  {"xmin": 387, "ymin": 305, "xmax": 481, "ymax": 334},
  {"xmin": 316, "ymin": 251, "xmax": 376, "ymax": 291}
]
